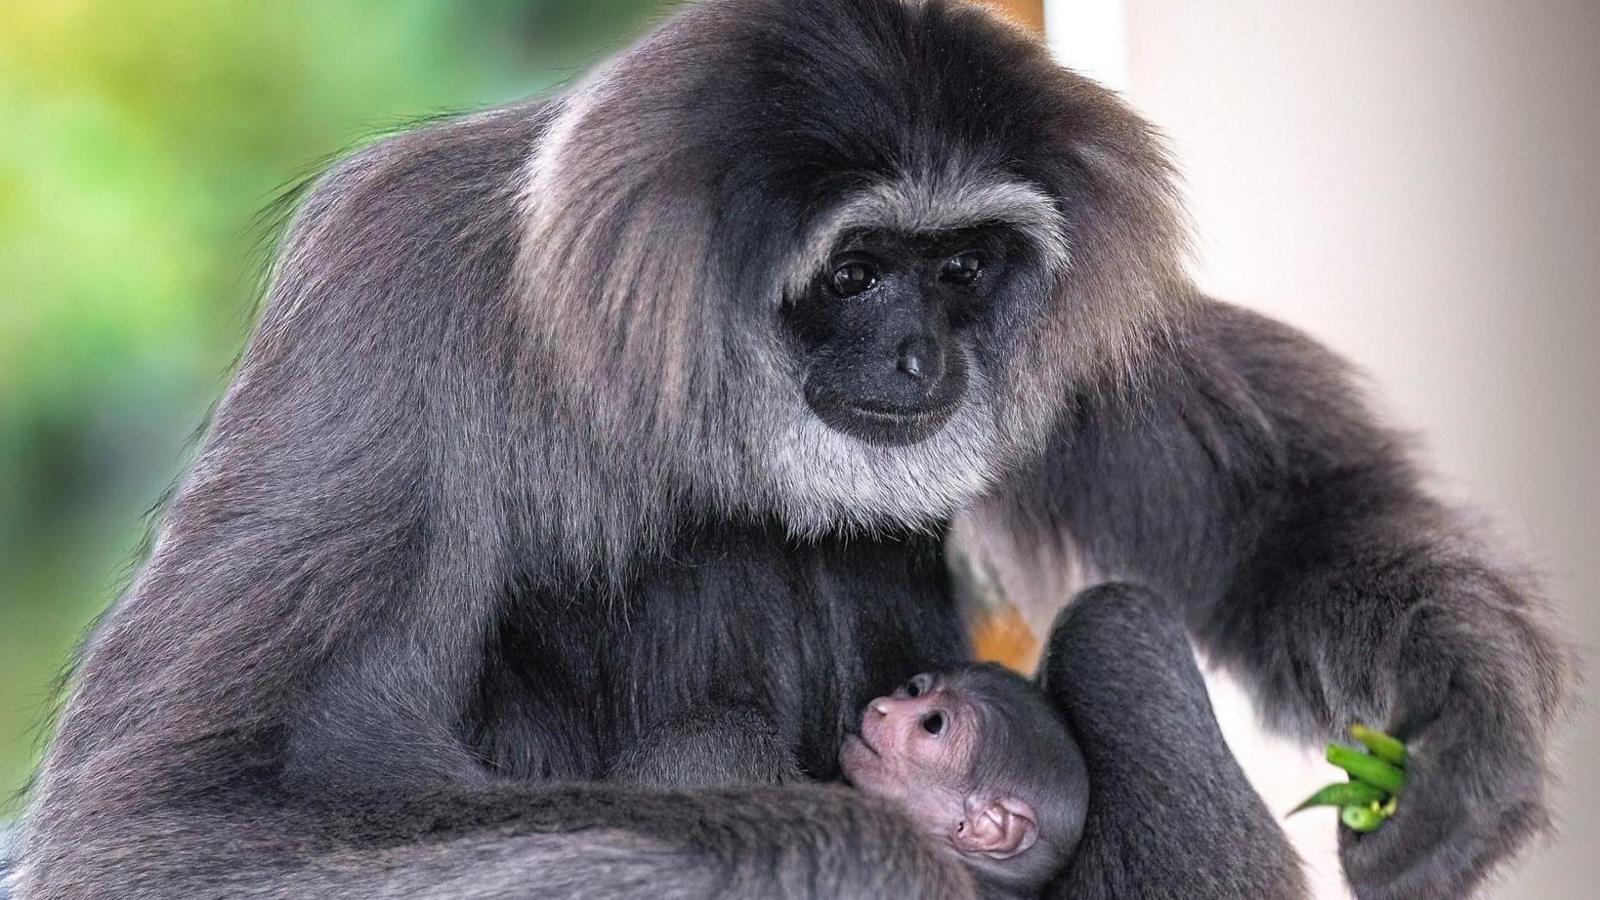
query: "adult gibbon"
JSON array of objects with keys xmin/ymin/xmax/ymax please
[{"xmin": 16, "ymin": 1, "xmax": 1567, "ymax": 898}]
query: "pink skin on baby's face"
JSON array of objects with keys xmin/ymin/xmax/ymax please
[
  {"xmin": 841, "ymin": 673, "xmax": 976, "ymax": 818},
  {"xmin": 841, "ymin": 673, "xmax": 1039, "ymax": 862}
]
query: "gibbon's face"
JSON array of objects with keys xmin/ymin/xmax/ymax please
[
  {"xmin": 516, "ymin": 0, "xmax": 1181, "ymax": 533},
  {"xmin": 841, "ymin": 673, "xmax": 977, "ymax": 807},
  {"xmin": 783, "ymin": 225, "xmax": 1030, "ymax": 447}
]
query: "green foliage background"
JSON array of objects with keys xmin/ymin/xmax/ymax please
[{"xmin": 0, "ymin": 0, "xmax": 659, "ymax": 808}]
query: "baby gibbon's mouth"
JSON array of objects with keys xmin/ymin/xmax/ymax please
[{"xmin": 843, "ymin": 730, "xmax": 880, "ymax": 758}]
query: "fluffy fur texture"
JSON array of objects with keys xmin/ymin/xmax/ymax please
[
  {"xmin": 1039, "ymin": 584, "xmax": 1307, "ymax": 899},
  {"xmin": 945, "ymin": 664, "xmax": 1091, "ymax": 899},
  {"xmin": 14, "ymin": 1, "xmax": 1569, "ymax": 898},
  {"xmin": 984, "ymin": 303, "xmax": 1573, "ymax": 899},
  {"xmin": 510, "ymin": 0, "xmax": 1188, "ymax": 560}
]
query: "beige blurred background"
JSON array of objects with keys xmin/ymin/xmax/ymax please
[{"xmin": 1040, "ymin": 0, "xmax": 1599, "ymax": 896}]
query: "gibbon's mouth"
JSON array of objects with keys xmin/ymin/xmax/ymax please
[
  {"xmin": 812, "ymin": 396, "xmax": 962, "ymax": 447},
  {"xmin": 843, "ymin": 730, "xmax": 880, "ymax": 758}
]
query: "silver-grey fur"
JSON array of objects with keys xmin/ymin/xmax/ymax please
[{"xmin": 13, "ymin": 0, "xmax": 1571, "ymax": 898}]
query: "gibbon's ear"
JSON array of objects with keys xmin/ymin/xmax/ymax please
[{"xmin": 952, "ymin": 793, "xmax": 1039, "ymax": 859}]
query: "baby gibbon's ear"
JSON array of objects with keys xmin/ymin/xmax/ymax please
[{"xmin": 952, "ymin": 793, "xmax": 1039, "ymax": 859}]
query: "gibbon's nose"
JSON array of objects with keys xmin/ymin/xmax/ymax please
[
  {"xmin": 869, "ymin": 692, "xmax": 949, "ymax": 746},
  {"xmin": 871, "ymin": 692, "xmax": 933, "ymax": 721},
  {"xmin": 895, "ymin": 334, "xmax": 942, "ymax": 384}
]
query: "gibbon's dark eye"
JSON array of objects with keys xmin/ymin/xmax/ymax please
[
  {"xmin": 939, "ymin": 253, "xmax": 984, "ymax": 286},
  {"xmin": 830, "ymin": 261, "xmax": 878, "ymax": 297},
  {"xmin": 921, "ymin": 712, "xmax": 945, "ymax": 736},
  {"xmin": 903, "ymin": 674, "xmax": 931, "ymax": 698}
]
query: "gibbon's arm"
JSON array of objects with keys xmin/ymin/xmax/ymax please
[
  {"xmin": 25, "ymin": 780, "xmax": 976, "ymax": 899},
  {"xmin": 1038, "ymin": 583, "xmax": 1306, "ymax": 899},
  {"xmin": 1005, "ymin": 298, "xmax": 1570, "ymax": 899}
]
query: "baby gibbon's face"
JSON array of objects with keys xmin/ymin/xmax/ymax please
[
  {"xmin": 842, "ymin": 671, "xmax": 1048, "ymax": 868},
  {"xmin": 841, "ymin": 673, "xmax": 976, "ymax": 828}
]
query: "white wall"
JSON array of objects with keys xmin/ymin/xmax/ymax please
[{"xmin": 1047, "ymin": 1, "xmax": 1600, "ymax": 897}]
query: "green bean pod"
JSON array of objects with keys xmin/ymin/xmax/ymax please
[
  {"xmin": 1350, "ymin": 724, "xmax": 1408, "ymax": 768},
  {"xmin": 1341, "ymin": 803, "xmax": 1386, "ymax": 833},
  {"xmin": 1327, "ymin": 744, "xmax": 1407, "ymax": 794},
  {"xmin": 1290, "ymin": 780, "xmax": 1390, "ymax": 815}
]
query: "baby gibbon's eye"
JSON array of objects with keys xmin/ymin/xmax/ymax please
[{"xmin": 921, "ymin": 712, "xmax": 945, "ymax": 735}]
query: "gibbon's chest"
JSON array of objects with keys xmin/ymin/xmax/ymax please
[
  {"xmin": 485, "ymin": 521, "xmax": 968, "ymax": 780},
  {"xmin": 612, "ymin": 522, "xmax": 969, "ymax": 776}
]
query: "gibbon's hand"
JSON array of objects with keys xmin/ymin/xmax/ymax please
[
  {"xmin": 1290, "ymin": 725, "xmax": 1407, "ymax": 832},
  {"xmin": 1338, "ymin": 654, "xmax": 1552, "ymax": 899}
]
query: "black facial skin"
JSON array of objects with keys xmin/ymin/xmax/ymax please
[{"xmin": 785, "ymin": 226, "xmax": 1017, "ymax": 446}]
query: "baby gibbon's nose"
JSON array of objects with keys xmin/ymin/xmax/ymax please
[{"xmin": 871, "ymin": 692, "xmax": 932, "ymax": 720}]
